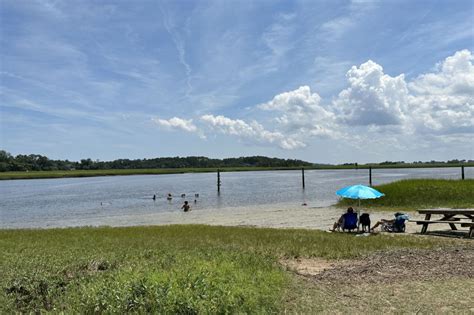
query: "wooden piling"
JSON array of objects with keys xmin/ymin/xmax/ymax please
[
  {"xmin": 302, "ymin": 168, "xmax": 305, "ymax": 189},
  {"xmin": 369, "ymin": 166, "xmax": 372, "ymax": 186},
  {"xmin": 462, "ymin": 165, "xmax": 465, "ymax": 180},
  {"xmin": 217, "ymin": 169, "xmax": 221, "ymax": 192}
]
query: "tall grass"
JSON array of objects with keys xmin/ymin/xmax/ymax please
[
  {"xmin": 0, "ymin": 167, "xmax": 304, "ymax": 180},
  {"xmin": 0, "ymin": 225, "xmax": 447, "ymax": 313},
  {"xmin": 1, "ymin": 164, "xmax": 471, "ymax": 180},
  {"xmin": 337, "ymin": 179, "xmax": 474, "ymax": 210}
]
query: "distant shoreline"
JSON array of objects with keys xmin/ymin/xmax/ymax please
[{"xmin": 0, "ymin": 164, "xmax": 472, "ymax": 180}]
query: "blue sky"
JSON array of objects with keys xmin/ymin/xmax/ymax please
[{"xmin": 1, "ymin": 0, "xmax": 473, "ymax": 163}]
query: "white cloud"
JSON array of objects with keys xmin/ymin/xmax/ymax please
[
  {"xmin": 408, "ymin": 49, "xmax": 474, "ymax": 134},
  {"xmin": 258, "ymin": 85, "xmax": 338, "ymax": 138},
  {"xmin": 153, "ymin": 117, "xmax": 197, "ymax": 133},
  {"xmin": 259, "ymin": 85, "xmax": 322, "ymax": 112},
  {"xmin": 151, "ymin": 50, "xmax": 472, "ymax": 153},
  {"xmin": 321, "ymin": 16, "xmax": 354, "ymax": 38},
  {"xmin": 160, "ymin": 4, "xmax": 192, "ymax": 93},
  {"xmin": 332, "ymin": 60, "xmax": 409, "ymax": 126},
  {"xmin": 410, "ymin": 50, "xmax": 474, "ymax": 96},
  {"xmin": 262, "ymin": 12, "xmax": 296, "ymax": 59},
  {"xmin": 319, "ymin": 1, "xmax": 376, "ymax": 40},
  {"xmin": 200, "ymin": 114, "xmax": 306, "ymax": 149}
]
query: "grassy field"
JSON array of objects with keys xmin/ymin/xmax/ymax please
[
  {"xmin": 337, "ymin": 179, "xmax": 474, "ymax": 211},
  {"xmin": 0, "ymin": 164, "xmax": 471, "ymax": 180},
  {"xmin": 0, "ymin": 225, "xmax": 456, "ymax": 313}
]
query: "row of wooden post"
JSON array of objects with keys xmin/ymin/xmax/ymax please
[{"xmin": 216, "ymin": 165, "xmax": 467, "ymax": 191}]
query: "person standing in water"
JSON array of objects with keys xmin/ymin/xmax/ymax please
[
  {"xmin": 152, "ymin": 194, "xmax": 156, "ymax": 201},
  {"xmin": 181, "ymin": 201, "xmax": 191, "ymax": 212}
]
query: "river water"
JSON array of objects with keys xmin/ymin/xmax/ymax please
[{"xmin": 0, "ymin": 167, "xmax": 472, "ymax": 229}]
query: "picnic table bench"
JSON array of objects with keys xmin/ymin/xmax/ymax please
[{"xmin": 409, "ymin": 209, "xmax": 474, "ymax": 237}]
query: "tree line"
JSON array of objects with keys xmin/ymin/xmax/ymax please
[
  {"xmin": 1, "ymin": 150, "xmax": 472, "ymax": 172},
  {"xmin": 0, "ymin": 150, "xmax": 313, "ymax": 172}
]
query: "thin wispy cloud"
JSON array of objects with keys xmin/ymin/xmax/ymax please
[{"xmin": 160, "ymin": 3, "xmax": 193, "ymax": 94}]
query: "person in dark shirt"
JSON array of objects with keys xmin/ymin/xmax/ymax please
[{"xmin": 331, "ymin": 207, "xmax": 358, "ymax": 232}]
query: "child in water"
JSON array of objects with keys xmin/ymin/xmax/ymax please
[{"xmin": 181, "ymin": 201, "xmax": 191, "ymax": 212}]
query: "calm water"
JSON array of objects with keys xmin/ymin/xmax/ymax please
[{"xmin": 1, "ymin": 167, "xmax": 472, "ymax": 228}]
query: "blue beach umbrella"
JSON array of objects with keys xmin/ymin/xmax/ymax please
[
  {"xmin": 336, "ymin": 184, "xmax": 385, "ymax": 200},
  {"xmin": 336, "ymin": 184, "xmax": 385, "ymax": 207}
]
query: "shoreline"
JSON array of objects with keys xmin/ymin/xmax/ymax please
[{"xmin": 1, "ymin": 204, "xmax": 468, "ymax": 235}]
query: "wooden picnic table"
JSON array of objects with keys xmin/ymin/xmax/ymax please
[{"xmin": 411, "ymin": 209, "xmax": 474, "ymax": 237}]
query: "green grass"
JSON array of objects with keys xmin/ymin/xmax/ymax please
[
  {"xmin": 0, "ymin": 225, "xmax": 449, "ymax": 313},
  {"xmin": 0, "ymin": 167, "xmax": 306, "ymax": 180},
  {"xmin": 337, "ymin": 179, "xmax": 474, "ymax": 211}
]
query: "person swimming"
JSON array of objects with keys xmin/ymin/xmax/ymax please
[
  {"xmin": 181, "ymin": 201, "xmax": 190, "ymax": 212},
  {"xmin": 167, "ymin": 193, "xmax": 172, "ymax": 201}
]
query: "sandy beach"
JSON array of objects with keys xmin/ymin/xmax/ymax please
[{"xmin": 37, "ymin": 203, "xmax": 468, "ymax": 236}]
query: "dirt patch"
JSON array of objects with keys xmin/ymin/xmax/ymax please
[
  {"xmin": 284, "ymin": 247, "xmax": 474, "ymax": 284},
  {"xmin": 281, "ymin": 258, "xmax": 353, "ymax": 276}
]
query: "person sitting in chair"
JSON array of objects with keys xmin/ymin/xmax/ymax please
[
  {"xmin": 331, "ymin": 207, "xmax": 358, "ymax": 232},
  {"xmin": 371, "ymin": 212, "xmax": 409, "ymax": 233}
]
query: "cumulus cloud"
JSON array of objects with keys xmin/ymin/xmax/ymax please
[
  {"xmin": 200, "ymin": 114, "xmax": 306, "ymax": 149},
  {"xmin": 326, "ymin": 49, "xmax": 473, "ymax": 153},
  {"xmin": 410, "ymin": 50, "xmax": 474, "ymax": 96},
  {"xmin": 333, "ymin": 60, "xmax": 409, "ymax": 126},
  {"xmin": 153, "ymin": 50, "xmax": 472, "ymax": 152},
  {"xmin": 152, "ymin": 117, "xmax": 197, "ymax": 132},
  {"xmin": 408, "ymin": 49, "xmax": 474, "ymax": 134},
  {"xmin": 258, "ymin": 85, "xmax": 338, "ymax": 138}
]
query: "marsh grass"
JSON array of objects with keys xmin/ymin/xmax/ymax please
[
  {"xmin": 0, "ymin": 167, "xmax": 300, "ymax": 180},
  {"xmin": 337, "ymin": 179, "xmax": 474, "ymax": 210},
  {"xmin": 1, "ymin": 165, "xmax": 471, "ymax": 180},
  {"xmin": 0, "ymin": 225, "xmax": 448, "ymax": 313}
]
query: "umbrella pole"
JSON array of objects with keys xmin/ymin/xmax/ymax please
[{"xmin": 358, "ymin": 199, "xmax": 361, "ymax": 231}]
